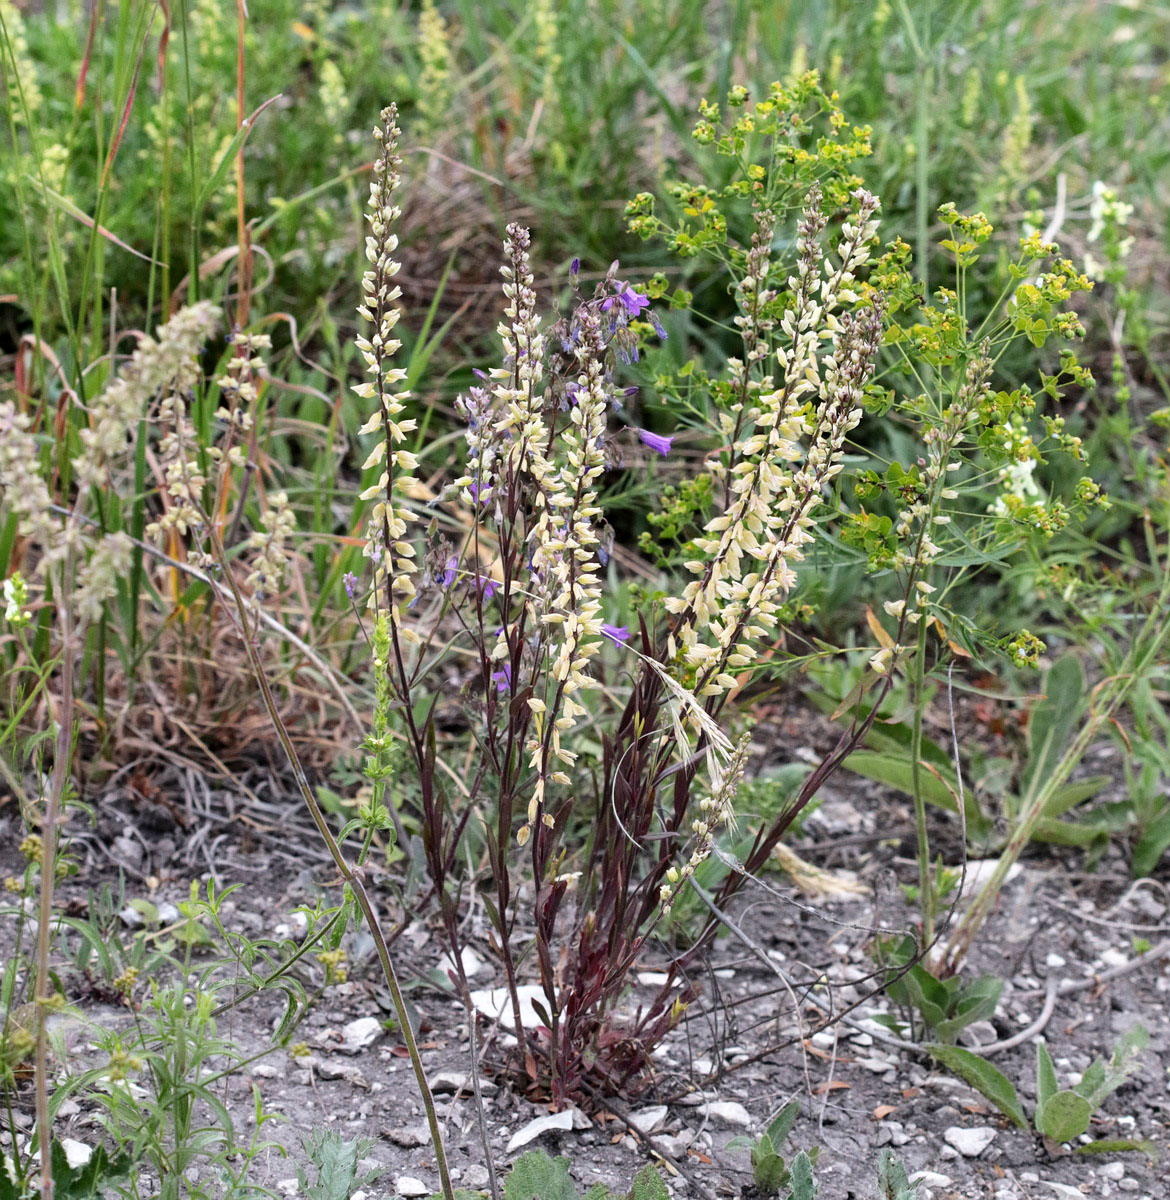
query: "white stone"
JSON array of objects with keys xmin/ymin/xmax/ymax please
[
  {"xmin": 703, "ymin": 1101, "xmax": 752, "ymax": 1127},
  {"xmin": 943, "ymin": 1126, "xmax": 997, "ymax": 1157},
  {"xmin": 1099, "ymin": 1163, "xmax": 1125, "ymax": 1181},
  {"xmin": 856, "ymin": 1056, "xmax": 897, "ymax": 1073},
  {"xmin": 395, "ymin": 1178, "xmax": 430, "ymax": 1198},
  {"xmin": 1042, "ymin": 1184, "xmax": 1085, "ymax": 1199},
  {"xmin": 958, "ymin": 1020, "xmax": 997, "ymax": 1048},
  {"xmin": 275, "ymin": 1182, "xmax": 299, "ymax": 1198},
  {"xmin": 655, "ymin": 1133, "xmax": 692, "ymax": 1158},
  {"xmin": 469, "ymin": 985, "xmax": 549, "ymax": 1030},
  {"xmin": 440, "ymin": 945, "xmax": 488, "ymax": 980},
  {"xmin": 628, "ymin": 1106, "xmax": 668, "ymax": 1135},
  {"xmin": 1045, "ymin": 952, "xmax": 1066, "ymax": 968},
  {"xmin": 506, "ymin": 1110, "xmax": 575, "ymax": 1153},
  {"xmin": 384, "ymin": 1125, "xmax": 429, "ymax": 1148},
  {"xmin": 428, "ymin": 1071, "xmax": 470, "ymax": 1094},
  {"xmin": 955, "ymin": 860, "xmax": 1022, "ymax": 897},
  {"xmin": 426, "ymin": 1070, "xmax": 495, "ymax": 1097},
  {"xmin": 910, "ymin": 1172, "xmax": 953, "ymax": 1187},
  {"xmin": 340, "ymin": 1016, "xmax": 383, "ymax": 1053},
  {"xmin": 463, "ymin": 1165, "xmax": 490, "ymax": 1189},
  {"xmin": 59, "ymin": 1140, "xmax": 93, "ymax": 1170}
]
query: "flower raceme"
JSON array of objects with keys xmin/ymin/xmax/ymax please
[
  {"xmin": 666, "ymin": 186, "xmax": 885, "ymax": 698},
  {"xmin": 347, "ymin": 102, "xmax": 886, "ymax": 874},
  {"xmin": 431, "ymin": 188, "xmax": 886, "ymax": 843},
  {"xmin": 354, "ymin": 105, "xmax": 420, "ymax": 618}
]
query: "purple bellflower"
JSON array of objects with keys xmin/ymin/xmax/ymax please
[
  {"xmin": 637, "ymin": 428, "xmax": 675, "ymax": 456},
  {"xmin": 602, "ymin": 285, "xmax": 651, "ymax": 318}
]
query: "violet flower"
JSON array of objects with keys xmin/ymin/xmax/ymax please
[
  {"xmin": 637, "ymin": 428, "xmax": 674, "ymax": 456},
  {"xmin": 476, "ymin": 575, "xmax": 501, "ymax": 600},
  {"xmin": 342, "ymin": 571, "xmax": 359, "ymax": 601},
  {"xmin": 490, "ymin": 663, "xmax": 512, "ymax": 694},
  {"xmin": 441, "ymin": 556, "xmax": 458, "ymax": 588},
  {"xmin": 601, "ymin": 623, "xmax": 630, "ymax": 644},
  {"xmin": 602, "ymin": 285, "xmax": 651, "ymax": 318}
]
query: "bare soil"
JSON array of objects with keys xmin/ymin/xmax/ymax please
[{"xmin": 1, "ymin": 728, "xmax": 1167, "ymax": 1200}]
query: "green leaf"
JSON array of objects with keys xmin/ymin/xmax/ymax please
[
  {"xmin": 297, "ymin": 1131, "xmax": 380, "ymax": 1200},
  {"xmin": 788, "ymin": 1151, "xmax": 818, "ymax": 1200},
  {"xmin": 192, "ymin": 94, "xmax": 282, "ymax": 219},
  {"xmin": 1074, "ymin": 1060, "xmax": 1107, "ymax": 1103},
  {"xmin": 1075, "ymin": 1139, "xmax": 1159, "ymax": 1157},
  {"xmin": 926, "ymin": 1045, "xmax": 1028, "ymax": 1129},
  {"xmin": 1020, "ymin": 655, "xmax": 1085, "ymax": 804},
  {"xmin": 842, "ymin": 751, "xmax": 961, "ymax": 815},
  {"xmin": 1043, "ymin": 776, "xmax": 1111, "ymax": 817},
  {"xmin": 764, "ymin": 1099, "xmax": 801, "ymax": 1149},
  {"xmin": 1031, "ymin": 817, "xmax": 1111, "ymax": 848},
  {"xmin": 627, "ymin": 1164, "xmax": 669, "ymax": 1200},
  {"xmin": 752, "ymin": 1151, "xmax": 790, "ymax": 1192},
  {"xmin": 1132, "ymin": 810, "xmax": 1170, "ymax": 876},
  {"xmin": 1036, "ymin": 1091, "xmax": 1092, "ymax": 1142},
  {"xmin": 876, "ymin": 1149, "xmax": 916, "ymax": 1200},
  {"xmin": 1036, "ymin": 1042, "xmax": 1057, "ymax": 1112},
  {"xmin": 50, "ymin": 1143, "xmax": 133, "ymax": 1200},
  {"xmin": 503, "ymin": 1151, "xmax": 578, "ymax": 1200},
  {"xmin": 0, "ymin": 1155, "xmax": 17, "ymax": 1200}
]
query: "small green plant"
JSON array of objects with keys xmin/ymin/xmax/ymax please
[
  {"xmin": 928, "ymin": 1026, "xmax": 1156, "ymax": 1153},
  {"xmin": 69, "ymin": 976, "xmax": 287, "ymax": 1199},
  {"xmin": 727, "ymin": 1100, "xmax": 815, "ymax": 1194},
  {"xmin": 296, "ymin": 1131, "xmax": 383, "ymax": 1200},
  {"xmin": 875, "ymin": 1149, "xmax": 916, "ymax": 1200},
  {"xmin": 495, "ymin": 1150, "xmax": 668, "ymax": 1200},
  {"xmin": 875, "ymin": 936, "xmax": 1003, "ymax": 1044},
  {"xmin": 484, "ymin": 1145, "xmax": 913, "ymax": 1200}
]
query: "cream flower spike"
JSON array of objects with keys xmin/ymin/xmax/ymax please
[{"xmin": 355, "ymin": 104, "xmax": 420, "ymax": 614}]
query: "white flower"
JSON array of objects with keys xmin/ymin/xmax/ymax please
[{"xmin": 3, "ymin": 574, "xmax": 30, "ymax": 626}]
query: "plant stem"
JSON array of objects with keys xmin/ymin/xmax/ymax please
[
  {"xmin": 909, "ymin": 610, "xmax": 934, "ymax": 946},
  {"xmin": 205, "ymin": 523, "xmax": 455, "ymax": 1200},
  {"xmin": 34, "ymin": 585, "xmax": 75, "ymax": 1200}
]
